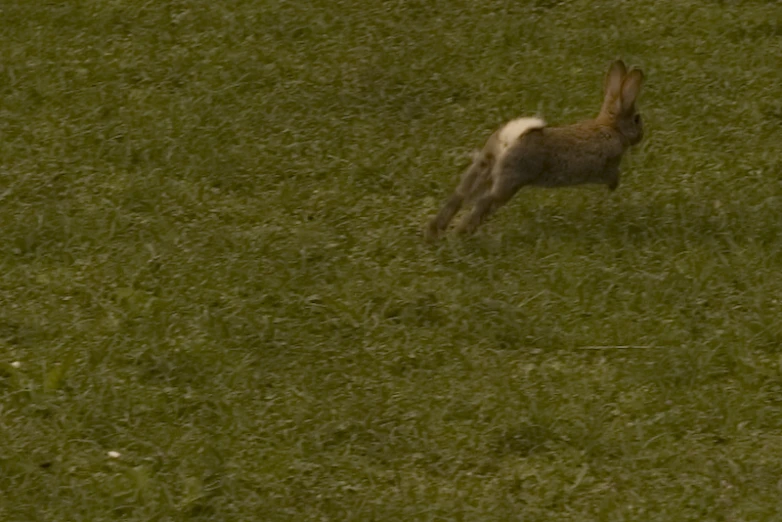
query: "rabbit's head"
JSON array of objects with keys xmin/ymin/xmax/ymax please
[{"xmin": 598, "ymin": 60, "xmax": 644, "ymax": 146}]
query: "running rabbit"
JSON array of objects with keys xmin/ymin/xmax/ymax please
[{"xmin": 424, "ymin": 60, "xmax": 644, "ymax": 240}]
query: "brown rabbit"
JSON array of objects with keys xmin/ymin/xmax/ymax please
[{"xmin": 424, "ymin": 60, "xmax": 644, "ymax": 240}]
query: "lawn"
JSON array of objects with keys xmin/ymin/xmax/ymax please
[{"xmin": 1, "ymin": 0, "xmax": 782, "ymax": 520}]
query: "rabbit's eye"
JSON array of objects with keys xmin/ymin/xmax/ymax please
[{"xmin": 633, "ymin": 114, "xmax": 642, "ymax": 125}]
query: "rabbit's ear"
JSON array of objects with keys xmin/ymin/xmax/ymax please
[
  {"xmin": 605, "ymin": 60, "xmax": 627, "ymax": 98},
  {"xmin": 620, "ymin": 69, "xmax": 644, "ymax": 112},
  {"xmin": 600, "ymin": 60, "xmax": 627, "ymax": 116}
]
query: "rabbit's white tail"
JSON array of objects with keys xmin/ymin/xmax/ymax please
[{"xmin": 497, "ymin": 117, "xmax": 545, "ymax": 156}]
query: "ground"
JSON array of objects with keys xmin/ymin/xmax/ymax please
[{"xmin": 1, "ymin": 0, "xmax": 782, "ymax": 520}]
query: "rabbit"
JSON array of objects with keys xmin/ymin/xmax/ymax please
[{"xmin": 424, "ymin": 59, "xmax": 644, "ymax": 240}]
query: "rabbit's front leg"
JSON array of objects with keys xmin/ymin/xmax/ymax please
[{"xmin": 605, "ymin": 158, "xmax": 621, "ymax": 191}]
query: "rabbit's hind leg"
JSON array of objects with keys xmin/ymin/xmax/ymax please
[
  {"xmin": 454, "ymin": 173, "xmax": 522, "ymax": 235},
  {"xmin": 424, "ymin": 153, "xmax": 494, "ymax": 240}
]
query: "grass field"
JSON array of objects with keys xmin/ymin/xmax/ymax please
[{"xmin": 2, "ymin": 0, "xmax": 782, "ymax": 520}]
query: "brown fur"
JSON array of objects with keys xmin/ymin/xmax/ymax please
[{"xmin": 424, "ymin": 60, "xmax": 644, "ymax": 240}]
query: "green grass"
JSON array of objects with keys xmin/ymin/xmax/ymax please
[{"xmin": 2, "ymin": 0, "xmax": 782, "ymax": 519}]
